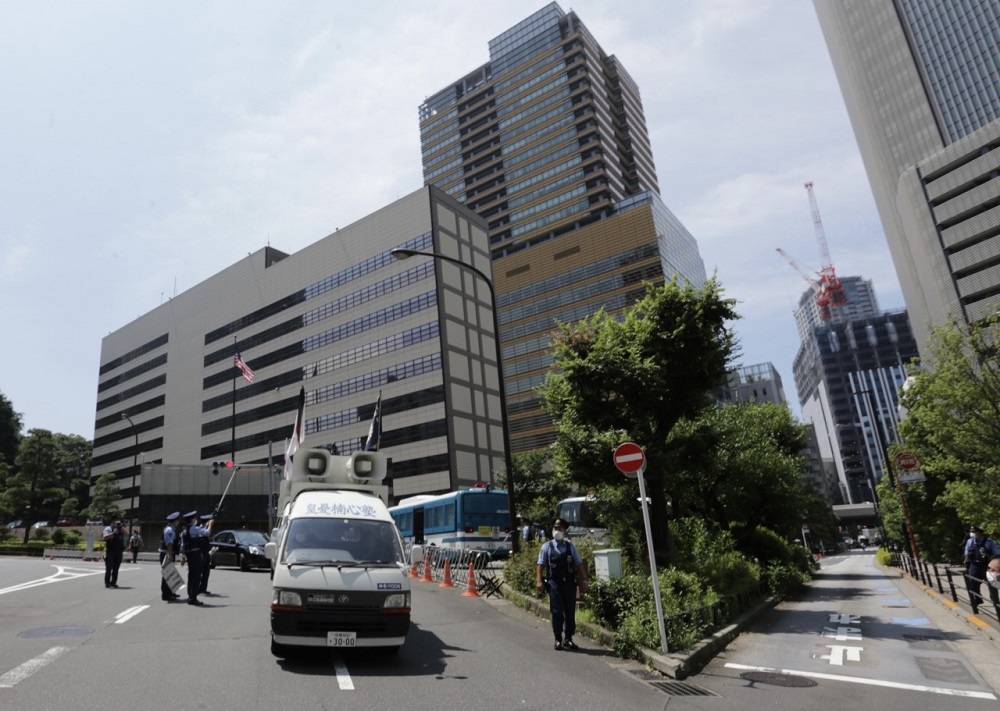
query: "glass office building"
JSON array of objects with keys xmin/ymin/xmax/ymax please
[
  {"xmin": 420, "ymin": 3, "xmax": 705, "ymax": 451},
  {"xmin": 814, "ymin": 0, "xmax": 1000, "ymax": 353}
]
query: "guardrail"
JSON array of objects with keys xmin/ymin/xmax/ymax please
[{"xmin": 888, "ymin": 551, "xmax": 1000, "ymax": 625}]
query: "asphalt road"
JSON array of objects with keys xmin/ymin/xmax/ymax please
[{"xmin": 0, "ymin": 557, "xmax": 671, "ymax": 711}]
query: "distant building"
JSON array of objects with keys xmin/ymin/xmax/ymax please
[
  {"xmin": 793, "ymin": 275, "xmax": 880, "ymax": 343},
  {"xmin": 93, "ymin": 186, "xmax": 509, "ymax": 516},
  {"xmin": 419, "ymin": 2, "xmax": 705, "ymax": 452},
  {"xmin": 720, "ymin": 362, "xmax": 786, "ymax": 406},
  {"xmin": 814, "ymin": 0, "xmax": 1000, "ymax": 355},
  {"xmin": 794, "ymin": 298, "xmax": 918, "ymax": 504}
]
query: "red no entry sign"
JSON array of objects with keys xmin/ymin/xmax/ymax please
[
  {"xmin": 614, "ymin": 442, "xmax": 646, "ymax": 474},
  {"xmin": 894, "ymin": 451, "xmax": 919, "ymax": 470}
]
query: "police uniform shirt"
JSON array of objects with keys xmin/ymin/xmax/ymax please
[
  {"xmin": 537, "ymin": 538, "xmax": 582, "ymax": 568},
  {"xmin": 161, "ymin": 525, "xmax": 177, "ymax": 553},
  {"xmin": 187, "ymin": 523, "xmax": 211, "ymax": 540},
  {"xmin": 965, "ymin": 536, "xmax": 1000, "ymax": 561}
]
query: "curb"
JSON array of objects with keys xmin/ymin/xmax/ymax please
[{"xmin": 500, "ymin": 586, "xmax": 777, "ymax": 679}]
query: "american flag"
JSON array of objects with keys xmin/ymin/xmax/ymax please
[{"xmin": 234, "ymin": 351, "xmax": 255, "ymax": 383}]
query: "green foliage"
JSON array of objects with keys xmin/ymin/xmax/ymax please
[
  {"xmin": 876, "ymin": 546, "xmax": 893, "ymax": 566},
  {"xmin": 494, "ymin": 450, "xmax": 574, "ymax": 527},
  {"xmin": 50, "ymin": 528, "xmax": 67, "ymax": 545},
  {"xmin": 86, "ymin": 473, "xmax": 122, "ymax": 521},
  {"xmin": 0, "ymin": 391, "xmax": 22, "ymax": 468},
  {"xmin": 541, "ymin": 278, "xmax": 740, "ymax": 564},
  {"xmin": 504, "ymin": 539, "xmax": 543, "ymax": 596},
  {"xmin": 32, "ymin": 527, "xmax": 50, "ymax": 541},
  {"xmin": 761, "ymin": 562, "xmax": 809, "ymax": 597},
  {"xmin": 897, "ymin": 315, "xmax": 1000, "ymax": 552}
]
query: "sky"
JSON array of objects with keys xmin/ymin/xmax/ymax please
[{"xmin": 0, "ymin": 0, "xmax": 903, "ymax": 440}]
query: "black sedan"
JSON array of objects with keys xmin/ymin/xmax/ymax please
[{"xmin": 208, "ymin": 530, "xmax": 271, "ymax": 571}]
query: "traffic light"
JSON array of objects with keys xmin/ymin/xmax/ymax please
[{"xmin": 212, "ymin": 460, "xmax": 233, "ymax": 476}]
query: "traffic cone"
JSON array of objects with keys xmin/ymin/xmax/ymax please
[
  {"xmin": 408, "ymin": 560, "xmax": 419, "ymax": 578},
  {"xmin": 421, "ymin": 551, "xmax": 434, "ymax": 582},
  {"xmin": 461, "ymin": 561, "xmax": 479, "ymax": 597},
  {"xmin": 439, "ymin": 557, "xmax": 455, "ymax": 588}
]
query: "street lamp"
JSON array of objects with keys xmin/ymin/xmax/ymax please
[
  {"xmin": 121, "ymin": 412, "xmax": 139, "ymax": 537},
  {"xmin": 391, "ymin": 247, "xmax": 519, "ymax": 554}
]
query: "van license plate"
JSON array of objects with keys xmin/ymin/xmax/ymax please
[{"xmin": 327, "ymin": 632, "xmax": 357, "ymax": 648}]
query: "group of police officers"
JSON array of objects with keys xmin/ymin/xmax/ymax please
[{"xmin": 159, "ymin": 510, "xmax": 216, "ymax": 605}]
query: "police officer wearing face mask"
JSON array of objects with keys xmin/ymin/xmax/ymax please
[
  {"xmin": 963, "ymin": 525, "xmax": 1000, "ymax": 614},
  {"xmin": 536, "ymin": 517, "xmax": 588, "ymax": 651}
]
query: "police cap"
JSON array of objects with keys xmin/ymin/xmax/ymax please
[
  {"xmin": 970, "ymin": 525, "xmax": 984, "ymax": 533},
  {"xmin": 165, "ymin": 512, "xmax": 180, "ymax": 522},
  {"xmin": 553, "ymin": 517, "xmax": 569, "ymax": 529},
  {"xmin": 183, "ymin": 510, "xmax": 198, "ymax": 519},
  {"xmin": 200, "ymin": 513, "xmax": 214, "ymax": 521}
]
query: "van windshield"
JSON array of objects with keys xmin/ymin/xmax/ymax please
[{"xmin": 281, "ymin": 518, "xmax": 404, "ymax": 566}]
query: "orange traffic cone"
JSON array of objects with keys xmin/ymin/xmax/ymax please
[
  {"xmin": 439, "ymin": 557, "xmax": 455, "ymax": 588},
  {"xmin": 408, "ymin": 560, "xmax": 419, "ymax": 578},
  {"xmin": 461, "ymin": 561, "xmax": 479, "ymax": 597},
  {"xmin": 421, "ymin": 551, "xmax": 434, "ymax": 582}
]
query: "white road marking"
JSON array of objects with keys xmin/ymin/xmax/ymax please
[
  {"xmin": 821, "ymin": 626, "xmax": 862, "ymax": 641},
  {"xmin": 821, "ymin": 645, "xmax": 863, "ymax": 665},
  {"xmin": 114, "ymin": 605, "xmax": 149, "ymax": 624},
  {"xmin": 0, "ymin": 647, "xmax": 70, "ymax": 688},
  {"xmin": 0, "ymin": 566, "xmax": 103, "ymax": 596},
  {"xmin": 828, "ymin": 613, "xmax": 860, "ymax": 624},
  {"xmin": 333, "ymin": 657, "xmax": 354, "ymax": 690},
  {"xmin": 726, "ymin": 663, "xmax": 997, "ymax": 700}
]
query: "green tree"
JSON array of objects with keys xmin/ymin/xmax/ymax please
[
  {"xmin": 897, "ymin": 315, "xmax": 1000, "ymax": 551},
  {"xmin": 52, "ymin": 433, "xmax": 92, "ymax": 512},
  {"xmin": 86, "ymin": 473, "xmax": 122, "ymax": 522},
  {"xmin": 666, "ymin": 402, "xmax": 818, "ymax": 543},
  {"xmin": 541, "ymin": 278, "xmax": 739, "ymax": 564},
  {"xmin": 0, "ymin": 430, "xmax": 68, "ymax": 543},
  {"xmin": 0, "ymin": 391, "xmax": 22, "ymax": 468}
]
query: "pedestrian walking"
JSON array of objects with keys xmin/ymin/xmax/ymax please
[
  {"xmin": 102, "ymin": 518, "xmax": 126, "ymax": 588},
  {"xmin": 128, "ymin": 530, "xmax": 143, "ymax": 564},
  {"xmin": 536, "ymin": 517, "xmax": 588, "ymax": 651},
  {"xmin": 964, "ymin": 525, "xmax": 1000, "ymax": 614},
  {"xmin": 159, "ymin": 512, "xmax": 181, "ymax": 601},
  {"xmin": 181, "ymin": 510, "xmax": 214, "ymax": 605}
]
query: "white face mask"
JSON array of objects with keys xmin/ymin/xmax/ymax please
[
  {"xmin": 988, "ymin": 570, "xmax": 999, "ymax": 588},
  {"xmin": 552, "ymin": 529, "xmax": 564, "ymax": 541}
]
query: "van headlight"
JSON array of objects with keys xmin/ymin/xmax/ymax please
[
  {"xmin": 383, "ymin": 592, "xmax": 410, "ymax": 610},
  {"xmin": 272, "ymin": 589, "xmax": 303, "ymax": 610}
]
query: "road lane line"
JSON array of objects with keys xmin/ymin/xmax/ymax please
[
  {"xmin": 0, "ymin": 647, "xmax": 70, "ymax": 688},
  {"xmin": 725, "ymin": 662, "xmax": 996, "ymax": 699},
  {"xmin": 114, "ymin": 605, "xmax": 150, "ymax": 624},
  {"xmin": 0, "ymin": 566, "xmax": 103, "ymax": 596},
  {"xmin": 333, "ymin": 657, "xmax": 354, "ymax": 690}
]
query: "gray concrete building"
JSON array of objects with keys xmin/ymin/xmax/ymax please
[
  {"xmin": 814, "ymin": 0, "xmax": 1000, "ymax": 354},
  {"xmin": 419, "ymin": 2, "xmax": 706, "ymax": 452},
  {"xmin": 94, "ymin": 186, "xmax": 509, "ymax": 517}
]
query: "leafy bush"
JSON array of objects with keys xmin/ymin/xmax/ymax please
[
  {"xmin": 505, "ymin": 539, "xmax": 542, "ymax": 595},
  {"xmin": 876, "ymin": 546, "xmax": 893, "ymax": 567},
  {"xmin": 669, "ymin": 518, "xmax": 761, "ymax": 596},
  {"xmin": 50, "ymin": 529, "xmax": 67, "ymax": 544},
  {"xmin": 32, "ymin": 528, "xmax": 49, "ymax": 541},
  {"xmin": 761, "ymin": 562, "xmax": 809, "ymax": 597}
]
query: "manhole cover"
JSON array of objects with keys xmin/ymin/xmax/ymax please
[
  {"xmin": 19, "ymin": 626, "xmax": 93, "ymax": 639},
  {"xmin": 740, "ymin": 671, "xmax": 817, "ymax": 688},
  {"xmin": 650, "ymin": 681, "xmax": 720, "ymax": 697}
]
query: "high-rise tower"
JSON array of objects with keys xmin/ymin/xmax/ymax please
[
  {"xmin": 813, "ymin": 0, "xmax": 1000, "ymax": 354},
  {"xmin": 419, "ymin": 2, "xmax": 705, "ymax": 452}
]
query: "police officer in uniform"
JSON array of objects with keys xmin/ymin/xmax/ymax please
[
  {"xmin": 181, "ymin": 511, "xmax": 214, "ymax": 605},
  {"xmin": 159, "ymin": 512, "xmax": 181, "ymax": 601},
  {"xmin": 199, "ymin": 513, "xmax": 215, "ymax": 596},
  {"xmin": 536, "ymin": 517, "xmax": 588, "ymax": 650}
]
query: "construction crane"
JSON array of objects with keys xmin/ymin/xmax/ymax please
[
  {"xmin": 805, "ymin": 181, "xmax": 847, "ymax": 312},
  {"xmin": 776, "ymin": 182, "xmax": 848, "ymax": 320}
]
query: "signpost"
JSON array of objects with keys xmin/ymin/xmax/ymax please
[
  {"xmin": 613, "ymin": 442, "xmax": 667, "ymax": 654},
  {"xmin": 893, "ymin": 451, "xmax": 925, "ymax": 484}
]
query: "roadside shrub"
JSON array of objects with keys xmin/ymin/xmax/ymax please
[
  {"xmin": 62, "ymin": 530, "xmax": 83, "ymax": 546},
  {"xmin": 50, "ymin": 529, "xmax": 67, "ymax": 545},
  {"xmin": 32, "ymin": 528, "xmax": 49, "ymax": 541},
  {"xmin": 0, "ymin": 527, "xmax": 11, "ymax": 542},
  {"xmin": 762, "ymin": 561, "xmax": 809, "ymax": 597},
  {"xmin": 505, "ymin": 539, "xmax": 542, "ymax": 595},
  {"xmin": 876, "ymin": 546, "xmax": 893, "ymax": 567},
  {"xmin": 668, "ymin": 517, "xmax": 761, "ymax": 597},
  {"xmin": 612, "ymin": 568, "xmax": 720, "ymax": 658}
]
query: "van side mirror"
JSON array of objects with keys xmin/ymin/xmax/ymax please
[{"xmin": 264, "ymin": 541, "xmax": 277, "ymax": 560}]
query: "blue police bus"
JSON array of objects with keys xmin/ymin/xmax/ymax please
[{"xmin": 389, "ymin": 487, "xmax": 511, "ymax": 556}]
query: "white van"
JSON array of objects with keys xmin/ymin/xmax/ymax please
[{"xmin": 265, "ymin": 449, "xmax": 411, "ymax": 656}]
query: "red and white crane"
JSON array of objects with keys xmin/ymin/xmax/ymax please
[{"xmin": 776, "ymin": 182, "xmax": 848, "ymax": 320}]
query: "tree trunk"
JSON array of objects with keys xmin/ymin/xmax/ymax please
[{"xmin": 644, "ymin": 469, "xmax": 672, "ymax": 567}]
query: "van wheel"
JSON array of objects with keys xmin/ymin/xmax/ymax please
[{"xmin": 270, "ymin": 637, "xmax": 291, "ymax": 657}]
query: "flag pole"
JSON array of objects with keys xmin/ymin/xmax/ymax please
[{"xmin": 231, "ymin": 335, "xmax": 237, "ymax": 463}]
